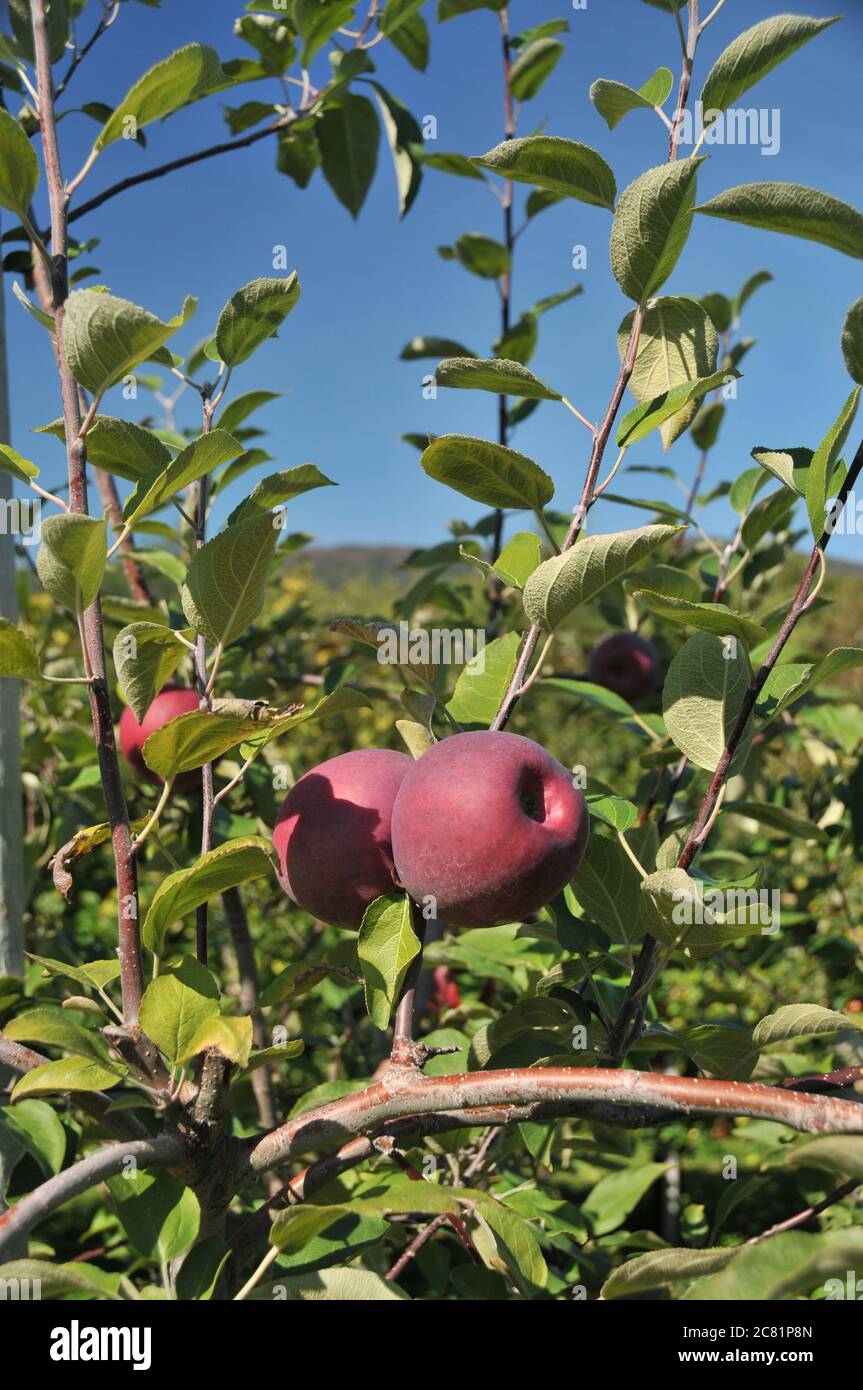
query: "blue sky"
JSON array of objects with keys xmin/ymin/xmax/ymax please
[{"xmin": 6, "ymin": 0, "xmax": 863, "ymax": 559}]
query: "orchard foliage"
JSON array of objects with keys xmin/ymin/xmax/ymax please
[{"xmin": 0, "ymin": 0, "xmax": 863, "ymax": 1306}]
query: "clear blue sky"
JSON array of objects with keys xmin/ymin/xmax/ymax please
[{"xmin": 6, "ymin": 0, "xmax": 863, "ymax": 558}]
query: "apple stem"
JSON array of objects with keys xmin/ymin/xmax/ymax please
[{"xmin": 390, "ymin": 904, "xmax": 428, "ymax": 1068}]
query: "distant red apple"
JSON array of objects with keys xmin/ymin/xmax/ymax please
[
  {"xmin": 587, "ymin": 632, "xmax": 660, "ymax": 703},
  {"xmin": 432, "ymin": 966, "xmax": 461, "ymax": 1013},
  {"xmin": 272, "ymin": 748, "xmax": 412, "ymax": 930},
  {"xmin": 391, "ymin": 731, "xmax": 589, "ymax": 928},
  {"xmin": 118, "ymin": 686, "xmax": 201, "ymax": 791}
]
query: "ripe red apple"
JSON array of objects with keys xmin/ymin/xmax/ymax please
[
  {"xmin": 390, "ymin": 730, "xmax": 589, "ymax": 928},
  {"xmin": 272, "ymin": 748, "xmax": 412, "ymax": 930},
  {"xmin": 432, "ymin": 966, "xmax": 461, "ymax": 1013},
  {"xmin": 587, "ymin": 632, "xmax": 660, "ymax": 703},
  {"xmin": 118, "ymin": 686, "xmax": 201, "ymax": 791}
]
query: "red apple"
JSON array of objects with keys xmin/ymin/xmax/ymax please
[
  {"xmin": 119, "ymin": 686, "xmax": 201, "ymax": 791},
  {"xmin": 272, "ymin": 748, "xmax": 412, "ymax": 930},
  {"xmin": 390, "ymin": 730, "xmax": 589, "ymax": 928},
  {"xmin": 587, "ymin": 632, "xmax": 660, "ymax": 703},
  {"xmin": 432, "ymin": 966, "xmax": 461, "ymax": 1013}
]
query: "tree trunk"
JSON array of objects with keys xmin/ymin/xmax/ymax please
[{"xmin": 0, "ymin": 248, "xmax": 24, "ymax": 980}]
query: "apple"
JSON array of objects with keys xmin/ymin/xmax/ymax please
[
  {"xmin": 432, "ymin": 966, "xmax": 461, "ymax": 1013},
  {"xmin": 272, "ymin": 748, "xmax": 412, "ymax": 930},
  {"xmin": 391, "ymin": 730, "xmax": 589, "ymax": 928},
  {"xmin": 587, "ymin": 632, "xmax": 660, "ymax": 703},
  {"xmin": 118, "ymin": 686, "xmax": 201, "ymax": 790}
]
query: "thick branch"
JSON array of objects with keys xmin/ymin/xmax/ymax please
[
  {"xmin": 245, "ymin": 1068, "xmax": 863, "ymax": 1179},
  {"xmin": 31, "ymin": 0, "xmax": 143, "ymax": 1021},
  {"xmin": 0, "ymin": 1134, "xmax": 182, "ymax": 1257}
]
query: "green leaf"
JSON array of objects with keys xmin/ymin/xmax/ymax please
[
  {"xmin": 508, "ymin": 38, "xmax": 563, "ymax": 102},
  {"xmin": 446, "ymin": 630, "xmax": 522, "ymax": 726},
  {"xmin": 94, "ymin": 44, "xmax": 226, "ymax": 151},
  {"xmin": 632, "ymin": 589, "xmax": 766, "ymax": 643},
  {"xmin": 228, "ymin": 464, "xmax": 336, "ymax": 523},
  {"xmin": 0, "ymin": 618, "xmax": 41, "ymax": 679},
  {"xmin": 36, "ymin": 514, "xmax": 108, "ymax": 617},
  {"xmin": 217, "ymin": 389, "xmax": 281, "ymax": 435},
  {"xmin": 112, "ymin": 623, "xmax": 189, "ymax": 722},
  {"xmin": 37, "ymin": 415, "xmax": 172, "ymax": 483},
  {"xmin": 697, "ymin": 183, "xmax": 863, "ymax": 261},
  {"xmin": 841, "ymin": 296, "xmax": 863, "ymax": 385},
  {"xmin": 740, "ymin": 485, "xmax": 795, "ymax": 548},
  {"xmin": 805, "ymin": 387, "xmax": 861, "ymax": 542},
  {"xmin": 611, "ymin": 158, "xmax": 703, "ymax": 302},
  {"xmin": 27, "ymin": 953, "xmax": 121, "ymax": 993},
  {"xmin": 422, "ymin": 150, "xmax": 484, "ymax": 180},
  {"xmin": 683, "ymin": 1229, "xmax": 863, "ymax": 1301},
  {"xmin": 124, "ymin": 430, "xmax": 244, "ymax": 527},
  {"xmin": 174, "ymin": 1237, "xmax": 231, "ymax": 1302},
  {"xmin": 269, "ymin": 1203, "xmax": 378, "ymax": 1255},
  {"xmin": 371, "ymin": 83, "xmax": 423, "ymax": 218},
  {"xmin": 435, "ymin": 357, "xmax": 561, "ymax": 401},
  {"xmin": 138, "ymin": 972, "xmax": 219, "ymax": 1064},
  {"xmin": 681, "ymin": 1022, "xmax": 758, "ymax": 1080},
  {"xmin": 181, "ymin": 510, "xmax": 280, "ymax": 648},
  {"xmin": 357, "ymin": 893, "xmax": 420, "ymax": 1030},
  {"xmin": 400, "ymin": 335, "xmax": 476, "ymax": 360},
  {"xmin": 215, "ymin": 273, "xmax": 301, "ymax": 366},
  {"xmin": 570, "ymin": 833, "xmax": 648, "ymax": 948},
  {"xmin": 11, "ymin": 1057, "xmax": 125, "ymax": 1100},
  {"xmin": 585, "ymin": 794, "xmax": 639, "ymax": 833},
  {"xmin": 582, "ymin": 1162, "xmax": 669, "ymax": 1237},
  {"xmin": 474, "ymin": 1198, "xmax": 547, "ymax": 1297},
  {"xmin": 295, "ymin": 0, "xmax": 355, "ymax": 64},
  {"xmin": 603, "ymin": 1246, "xmax": 736, "ymax": 1299},
  {"xmin": 421, "ymin": 435, "xmax": 554, "ymax": 511},
  {"xmin": 62, "ymin": 288, "xmax": 196, "ymax": 396},
  {"xmin": 247, "ymin": 1267, "xmax": 408, "ymax": 1300},
  {"xmin": 624, "ymin": 563, "xmax": 700, "ymax": 602},
  {"xmin": 107, "ymin": 1169, "xmax": 198, "ymax": 1261},
  {"xmin": 700, "ymin": 14, "xmax": 839, "ymax": 119},
  {"xmin": 318, "ymin": 94, "xmax": 380, "ymax": 217},
  {"xmin": 752, "ymin": 1003, "xmax": 863, "ymax": 1049},
  {"xmin": 493, "ymin": 531, "xmax": 542, "ymax": 588},
  {"xmin": 783, "ymin": 1137, "xmax": 863, "ymax": 1179},
  {"xmin": 4, "ymin": 1005, "xmax": 113, "ymax": 1062},
  {"xmin": 641, "ymin": 868, "xmax": 769, "ymax": 954},
  {"xmin": 0, "ymin": 109, "xmax": 39, "ymax": 218},
  {"xmin": 0, "ymin": 1259, "xmax": 119, "ymax": 1301},
  {"xmin": 142, "ymin": 838, "xmax": 273, "ymax": 955},
  {"xmin": 0, "ymin": 444, "xmax": 38, "ymax": 485},
  {"xmin": 662, "ymin": 630, "xmax": 754, "ymax": 773},
  {"xmin": 619, "ymin": 297, "xmax": 718, "ymax": 449},
  {"xmin": 750, "ymin": 445, "xmax": 813, "ymax": 495},
  {"xmin": 522, "ymin": 524, "xmax": 682, "ymax": 630},
  {"xmin": 471, "ymin": 136, "xmax": 616, "ymax": 211},
  {"xmin": 12, "ymin": 280, "xmax": 55, "ymax": 331},
  {"xmin": 447, "ymin": 232, "xmax": 510, "ymax": 279},
  {"xmin": 723, "ymin": 800, "xmax": 828, "ymax": 844},
  {"xmin": 617, "ymin": 370, "xmax": 738, "ymax": 447},
  {"xmin": 0, "ymin": 1099, "xmax": 67, "ymax": 1176},
  {"xmin": 386, "ymin": 9, "xmax": 428, "ymax": 70},
  {"xmin": 757, "ymin": 646, "xmax": 863, "ymax": 718},
  {"xmin": 590, "ymin": 67, "xmax": 673, "ymax": 129}
]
